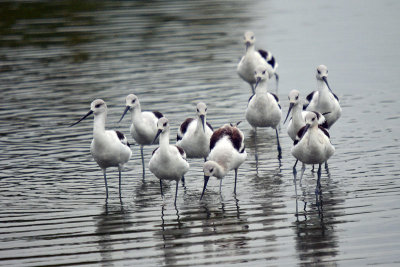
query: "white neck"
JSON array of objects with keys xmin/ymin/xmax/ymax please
[
  {"xmin": 93, "ymin": 112, "xmax": 106, "ymax": 138},
  {"xmin": 255, "ymin": 79, "xmax": 269, "ymax": 95},
  {"xmin": 246, "ymin": 44, "xmax": 255, "ymax": 53},
  {"xmin": 159, "ymin": 130, "xmax": 170, "ymax": 152},
  {"xmin": 292, "ymin": 103, "xmax": 304, "ymax": 125}
]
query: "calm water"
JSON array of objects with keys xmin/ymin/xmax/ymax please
[{"xmin": 1, "ymin": 0, "xmax": 400, "ymax": 266}]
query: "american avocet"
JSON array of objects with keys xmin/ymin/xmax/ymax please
[
  {"xmin": 201, "ymin": 123, "xmax": 247, "ymax": 199},
  {"xmin": 303, "ymin": 65, "xmax": 342, "ymax": 128},
  {"xmin": 119, "ymin": 94, "xmax": 163, "ymax": 179},
  {"xmin": 291, "ymin": 112, "xmax": 335, "ymax": 192},
  {"xmin": 149, "ymin": 117, "xmax": 189, "ymax": 205},
  {"xmin": 70, "ymin": 99, "xmax": 132, "ymax": 199},
  {"xmin": 237, "ymin": 31, "xmax": 279, "ymax": 94},
  {"xmin": 176, "ymin": 102, "xmax": 214, "ymax": 161},
  {"xmin": 245, "ymin": 65, "xmax": 282, "ymax": 157},
  {"xmin": 284, "ymin": 89, "xmax": 327, "ymax": 141}
]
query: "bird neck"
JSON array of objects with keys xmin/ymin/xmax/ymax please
[
  {"xmin": 131, "ymin": 106, "xmax": 143, "ymax": 122},
  {"xmin": 255, "ymin": 80, "xmax": 269, "ymax": 95},
  {"xmin": 195, "ymin": 116, "xmax": 205, "ymax": 133},
  {"xmin": 246, "ymin": 44, "xmax": 255, "ymax": 53},
  {"xmin": 317, "ymin": 79, "xmax": 330, "ymax": 95},
  {"xmin": 159, "ymin": 130, "xmax": 170, "ymax": 151},
  {"xmin": 93, "ymin": 112, "xmax": 106, "ymax": 138},
  {"xmin": 292, "ymin": 103, "xmax": 304, "ymax": 124}
]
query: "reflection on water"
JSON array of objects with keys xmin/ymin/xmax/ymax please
[{"xmin": 1, "ymin": 0, "xmax": 400, "ymax": 266}]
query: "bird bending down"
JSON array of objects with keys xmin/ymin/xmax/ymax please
[
  {"xmin": 245, "ymin": 65, "xmax": 282, "ymax": 157},
  {"xmin": 291, "ymin": 112, "xmax": 335, "ymax": 191},
  {"xmin": 149, "ymin": 117, "xmax": 189, "ymax": 205},
  {"xmin": 176, "ymin": 102, "xmax": 214, "ymax": 160},
  {"xmin": 70, "ymin": 99, "xmax": 132, "ymax": 200},
  {"xmin": 303, "ymin": 65, "xmax": 342, "ymax": 129},
  {"xmin": 201, "ymin": 123, "xmax": 247, "ymax": 199},
  {"xmin": 237, "ymin": 31, "xmax": 279, "ymax": 94},
  {"xmin": 119, "ymin": 94, "xmax": 163, "ymax": 179}
]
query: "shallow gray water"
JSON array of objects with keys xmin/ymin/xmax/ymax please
[{"xmin": 1, "ymin": 0, "xmax": 400, "ymax": 266}]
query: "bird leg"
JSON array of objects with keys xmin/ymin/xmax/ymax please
[
  {"xmin": 275, "ymin": 129, "xmax": 282, "ymax": 159},
  {"xmin": 103, "ymin": 169, "xmax": 109, "ymax": 199},
  {"xmin": 174, "ymin": 180, "xmax": 179, "ymax": 206},
  {"xmin": 118, "ymin": 166, "xmax": 122, "ymax": 200},
  {"xmin": 160, "ymin": 180, "xmax": 164, "ymax": 198},
  {"xmin": 234, "ymin": 169, "xmax": 238, "ymax": 194},
  {"xmin": 141, "ymin": 146, "xmax": 145, "ymax": 180}
]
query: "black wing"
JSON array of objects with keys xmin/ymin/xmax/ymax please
[
  {"xmin": 152, "ymin": 111, "xmax": 164, "ymax": 119},
  {"xmin": 179, "ymin": 118, "xmax": 194, "ymax": 135},
  {"xmin": 258, "ymin": 49, "xmax": 268, "ymax": 60},
  {"xmin": 115, "ymin": 130, "xmax": 129, "ymax": 146},
  {"xmin": 267, "ymin": 55, "xmax": 276, "ymax": 69},
  {"xmin": 303, "ymin": 91, "xmax": 316, "ymax": 110},
  {"xmin": 270, "ymin": 93, "xmax": 281, "ymax": 109}
]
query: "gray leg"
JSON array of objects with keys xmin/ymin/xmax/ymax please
[
  {"xmin": 141, "ymin": 146, "xmax": 145, "ymax": 179},
  {"xmin": 174, "ymin": 180, "xmax": 179, "ymax": 206},
  {"xmin": 219, "ymin": 179, "xmax": 223, "ymax": 193},
  {"xmin": 275, "ymin": 129, "xmax": 282, "ymax": 158},
  {"xmin": 299, "ymin": 163, "xmax": 306, "ymax": 185},
  {"xmin": 293, "ymin": 166, "xmax": 298, "ymax": 217},
  {"xmin": 118, "ymin": 166, "xmax": 122, "ymax": 199},
  {"xmin": 293, "ymin": 159, "xmax": 298, "ymax": 169},
  {"xmin": 160, "ymin": 180, "xmax": 164, "ymax": 198},
  {"xmin": 275, "ymin": 73, "xmax": 279, "ymax": 94},
  {"xmin": 316, "ymin": 163, "xmax": 322, "ymax": 194},
  {"xmin": 325, "ymin": 161, "xmax": 329, "ymax": 170},
  {"xmin": 103, "ymin": 169, "xmax": 108, "ymax": 199},
  {"xmin": 234, "ymin": 169, "xmax": 238, "ymax": 194}
]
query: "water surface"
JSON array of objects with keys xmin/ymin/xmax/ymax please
[{"xmin": 1, "ymin": 0, "xmax": 400, "ymax": 266}]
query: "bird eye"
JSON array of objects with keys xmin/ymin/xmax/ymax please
[
  {"xmin": 312, "ymin": 118, "xmax": 315, "ymax": 121},
  {"xmin": 254, "ymin": 71, "xmax": 257, "ymax": 75},
  {"xmin": 197, "ymin": 108, "xmax": 200, "ymax": 112},
  {"xmin": 210, "ymin": 168, "xmax": 214, "ymax": 172},
  {"xmin": 132, "ymin": 99, "xmax": 136, "ymax": 104},
  {"xmin": 317, "ymin": 70, "xmax": 321, "ymax": 74},
  {"xmin": 326, "ymin": 70, "xmax": 328, "ymax": 74},
  {"xmin": 163, "ymin": 122, "xmax": 167, "ymax": 127},
  {"xmin": 251, "ymin": 36, "xmax": 254, "ymax": 40},
  {"xmin": 95, "ymin": 104, "xmax": 101, "ymax": 108},
  {"xmin": 262, "ymin": 70, "xmax": 266, "ymax": 74},
  {"xmin": 205, "ymin": 108, "xmax": 207, "ymax": 112},
  {"xmin": 295, "ymin": 96, "xmax": 299, "ymax": 100}
]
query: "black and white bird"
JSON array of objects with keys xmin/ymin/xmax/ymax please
[
  {"xmin": 176, "ymin": 102, "xmax": 214, "ymax": 161},
  {"xmin": 119, "ymin": 94, "xmax": 163, "ymax": 178},
  {"xmin": 284, "ymin": 89, "xmax": 326, "ymax": 141},
  {"xmin": 70, "ymin": 99, "xmax": 132, "ymax": 199},
  {"xmin": 149, "ymin": 117, "xmax": 189, "ymax": 205},
  {"xmin": 245, "ymin": 65, "xmax": 282, "ymax": 156},
  {"xmin": 201, "ymin": 123, "xmax": 247, "ymax": 199},
  {"xmin": 303, "ymin": 65, "xmax": 342, "ymax": 129},
  {"xmin": 291, "ymin": 112, "xmax": 335, "ymax": 191},
  {"xmin": 237, "ymin": 31, "xmax": 279, "ymax": 94}
]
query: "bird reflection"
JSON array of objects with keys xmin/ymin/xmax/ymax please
[
  {"xmin": 158, "ymin": 204, "xmax": 187, "ymax": 266},
  {"xmin": 292, "ymin": 166, "xmax": 345, "ymax": 265},
  {"xmin": 95, "ymin": 202, "xmax": 132, "ymax": 267},
  {"xmin": 246, "ymin": 129, "xmax": 282, "ymax": 175}
]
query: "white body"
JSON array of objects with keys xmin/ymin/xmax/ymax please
[
  {"xmin": 130, "ymin": 110, "xmax": 159, "ymax": 145},
  {"xmin": 305, "ymin": 65, "xmax": 342, "ymax": 128},
  {"xmin": 245, "ymin": 78, "xmax": 281, "ymax": 129},
  {"xmin": 89, "ymin": 102, "xmax": 131, "ymax": 170},
  {"xmin": 177, "ymin": 119, "xmax": 213, "ymax": 158},
  {"xmin": 237, "ymin": 45, "xmax": 272, "ymax": 85},
  {"xmin": 291, "ymin": 124, "xmax": 334, "ymax": 165},
  {"xmin": 149, "ymin": 120, "xmax": 189, "ymax": 182},
  {"xmin": 207, "ymin": 136, "xmax": 247, "ymax": 179}
]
